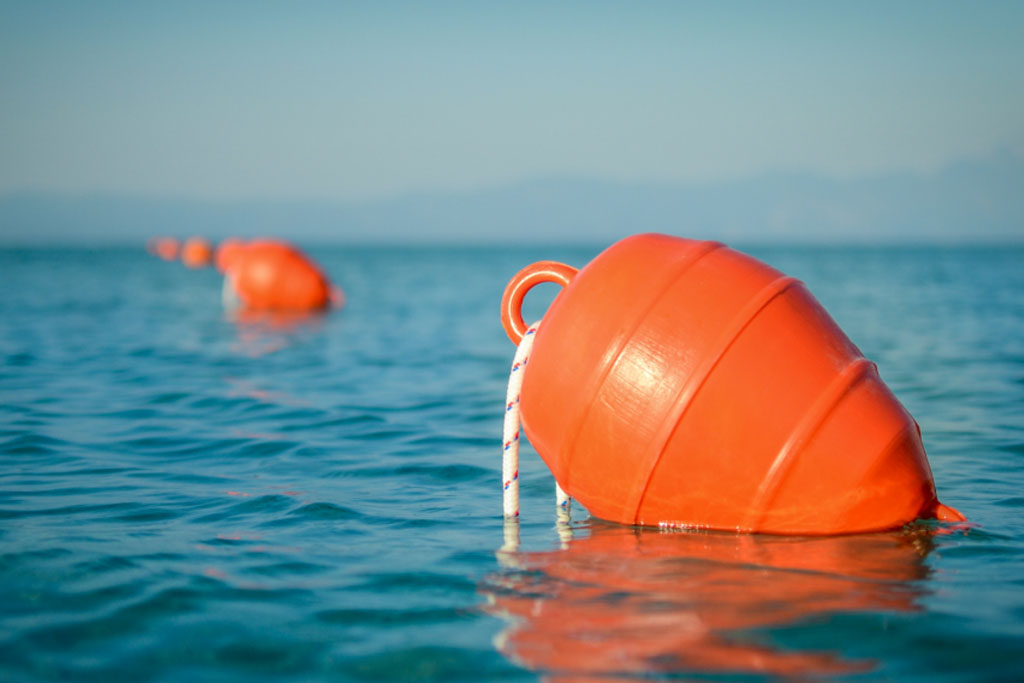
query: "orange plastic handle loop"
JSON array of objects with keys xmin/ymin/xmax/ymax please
[{"xmin": 501, "ymin": 260, "xmax": 578, "ymax": 345}]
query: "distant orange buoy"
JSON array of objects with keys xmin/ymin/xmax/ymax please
[
  {"xmin": 501, "ymin": 233, "xmax": 963, "ymax": 534},
  {"xmin": 224, "ymin": 240, "xmax": 343, "ymax": 312},
  {"xmin": 181, "ymin": 237, "xmax": 213, "ymax": 268},
  {"xmin": 215, "ymin": 237, "xmax": 246, "ymax": 274},
  {"xmin": 151, "ymin": 237, "xmax": 180, "ymax": 261}
]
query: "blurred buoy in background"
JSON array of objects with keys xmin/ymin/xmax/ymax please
[
  {"xmin": 223, "ymin": 239, "xmax": 343, "ymax": 312},
  {"xmin": 215, "ymin": 237, "xmax": 246, "ymax": 273},
  {"xmin": 150, "ymin": 237, "xmax": 181, "ymax": 261},
  {"xmin": 181, "ymin": 236, "xmax": 213, "ymax": 268},
  {"xmin": 500, "ymin": 233, "xmax": 964, "ymax": 534}
]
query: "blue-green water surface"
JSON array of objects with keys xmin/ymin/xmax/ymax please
[{"xmin": 1, "ymin": 244, "xmax": 1023, "ymax": 681}]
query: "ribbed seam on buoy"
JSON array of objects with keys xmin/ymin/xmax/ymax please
[
  {"xmin": 558, "ymin": 240, "xmax": 723, "ymax": 497},
  {"xmin": 741, "ymin": 356, "xmax": 877, "ymax": 531},
  {"xmin": 628, "ymin": 273, "xmax": 801, "ymax": 525}
]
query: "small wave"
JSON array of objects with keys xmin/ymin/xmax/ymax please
[
  {"xmin": 235, "ymin": 439, "xmax": 302, "ymax": 458},
  {"xmin": 0, "ymin": 547, "xmax": 73, "ymax": 571},
  {"xmin": 347, "ymin": 463, "xmax": 489, "ymax": 483},
  {"xmin": 5, "ymin": 501, "xmax": 140, "ymax": 520},
  {"xmin": 244, "ymin": 560, "xmax": 331, "ymax": 577},
  {"xmin": 145, "ymin": 391, "xmax": 191, "ymax": 405},
  {"xmin": 276, "ymin": 413, "xmax": 387, "ymax": 433},
  {"xmin": 193, "ymin": 495, "xmax": 296, "ymax": 524},
  {"xmin": 1, "ymin": 433, "xmax": 71, "ymax": 456},
  {"xmin": 352, "ymin": 571, "xmax": 477, "ymax": 595},
  {"xmin": 407, "ymin": 434, "xmax": 496, "ymax": 450},
  {"xmin": 112, "ymin": 507, "xmax": 179, "ymax": 523},
  {"xmin": 5, "ymin": 351, "xmax": 35, "ymax": 367},
  {"xmin": 289, "ymin": 502, "xmax": 361, "ymax": 521},
  {"xmin": 315, "ymin": 606, "xmax": 470, "ymax": 626},
  {"xmin": 344, "ymin": 645, "xmax": 513, "ymax": 681}
]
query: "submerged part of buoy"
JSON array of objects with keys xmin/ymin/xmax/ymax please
[
  {"xmin": 500, "ymin": 233, "xmax": 964, "ymax": 535},
  {"xmin": 181, "ymin": 236, "xmax": 213, "ymax": 268},
  {"xmin": 224, "ymin": 240, "xmax": 343, "ymax": 312}
]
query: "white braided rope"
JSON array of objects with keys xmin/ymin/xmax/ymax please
[
  {"xmin": 556, "ymin": 476, "xmax": 570, "ymax": 510},
  {"xmin": 502, "ymin": 320, "xmax": 571, "ymax": 519}
]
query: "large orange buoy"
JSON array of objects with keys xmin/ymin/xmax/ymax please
[
  {"xmin": 500, "ymin": 233, "xmax": 964, "ymax": 534},
  {"xmin": 214, "ymin": 237, "xmax": 246, "ymax": 274},
  {"xmin": 223, "ymin": 239, "xmax": 343, "ymax": 312},
  {"xmin": 181, "ymin": 236, "xmax": 213, "ymax": 268}
]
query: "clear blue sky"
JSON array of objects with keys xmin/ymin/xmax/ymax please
[{"xmin": 1, "ymin": 1, "xmax": 1022, "ymax": 202}]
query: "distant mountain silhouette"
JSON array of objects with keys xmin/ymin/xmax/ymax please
[{"xmin": 2, "ymin": 152, "xmax": 1022, "ymax": 245}]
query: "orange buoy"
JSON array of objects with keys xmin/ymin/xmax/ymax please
[
  {"xmin": 223, "ymin": 239, "xmax": 343, "ymax": 312},
  {"xmin": 214, "ymin": 237, "xmax": 246, "ymax": 274},
  {"xmin": 181, "ymin": 236, "xmax": 213, "ymax": 268},
  {"xmin": 500, "ymin": 233, "xmax": 963, "ymax": 534},
  {"xmin": 151, "ymin": 237, "xmax": 180, "ymax": 261}
]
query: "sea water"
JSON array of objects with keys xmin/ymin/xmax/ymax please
[{"xmin": 1, "ymin": 243, "xmax": 1022, "ymax": 681}]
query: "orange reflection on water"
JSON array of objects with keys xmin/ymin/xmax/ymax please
[
  {"xmin": 482, "ymin": 520, "xmax": 939, "ymax": 680},
  {"xmin": 227, "ymin": 308, "xmax": 328, "ymax": 357}
]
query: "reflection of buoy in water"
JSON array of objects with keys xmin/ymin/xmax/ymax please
[
  {"xmin": 181, "ymin": 236, "xmax": 213, "ymax": 268},
  {"xmin": 483, "ymin": 522, "xmax": 936, "ymax": 678},
  {"xmin": 223, "ymin": 239, "xmax": 344, "ymax": 312},
  {"xmin": 215, "ymin": 237, "xmax": 246, "ymax": 273},
  {"xmin": 150, "ymin": 237, "xmax": 180, "ymax": 261},
  {"xmin": 500, "ymin": 233, "xmax": 964, "ymax": 534}
]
